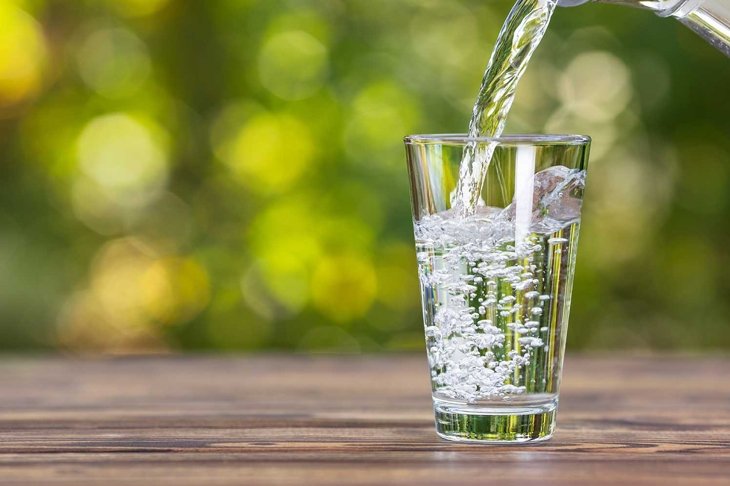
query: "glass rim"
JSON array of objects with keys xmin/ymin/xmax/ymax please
[{"xmin": 404, "ymin": 133, "xmax": 591, "ymax": 146}]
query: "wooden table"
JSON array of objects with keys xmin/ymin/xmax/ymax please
[{"xmin": 0, "ymin": 356, "xmax": 728, "ymax": 485}]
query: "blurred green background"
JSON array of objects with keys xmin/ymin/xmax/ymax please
[{"xmin": 1, "ymin": 0, "xmax": 729, "ymax": 353}]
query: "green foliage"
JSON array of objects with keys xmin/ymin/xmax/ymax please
[{"xmin": 0, "ymin": 0, "xmax": 728, "ymax": 352}]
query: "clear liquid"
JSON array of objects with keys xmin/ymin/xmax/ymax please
[
  {"xmin": 416, "ymin": 165, "xmax": 585, "ymax": 405},
  {"xmin": 452, "ymin": 0, "xmax": 558, "ymax": 216},
  {"xmin": 418, "ymin": 0, "xmax": 580, "ymax": 411},
  {"xmin": 416, "ymin": 213, "xmax": 580, "ymax": 405}
]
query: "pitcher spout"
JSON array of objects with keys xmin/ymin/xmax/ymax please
[{"xmin": 558, "ymin": 0, "xmax": 730, "ymax": 56}]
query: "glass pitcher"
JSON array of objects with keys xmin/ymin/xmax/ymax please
[{"xmin": 558, "ymin": 0, "xmax": 730, "ymax": 56}]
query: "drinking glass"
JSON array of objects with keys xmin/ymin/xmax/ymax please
[{"xmin": 405, "ymin": 134, "xmax": 591, "ymax": 443}]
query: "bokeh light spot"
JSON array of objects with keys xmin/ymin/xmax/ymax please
[
  {"xmin": 219, "ymin": 112, "xmax": 315, "ymax": 193},
  {"xmin": 248, "ymin": 194, "xmax": 322, "ymax": 263},
  {"xmin": 245, "ymin": 195, "xmax": 320, "ymax": 315},
  {"xmin": 343, "ymin": 81, "xmax": 419, "ymax": 164},
  {"xmin": 257, "ymin": 254, "xmax": 310, "ymax": 313},
  {"xmin": 57, "ymin": 290, "xmax": 167, "ymax": 353},
  {"xmin": 409, "ymin": 3, "xmax": 478, "ymax": 67},
  {"xmin": 56, "ymin": 238, "xmax": 171, "ymax": 351},
  {"xmin": 0, "ymin": 2, "xmax": 46, "ymax": 106},
  {"xmin": 311, "ymin": 254, "xmax": 377, "ymax": 323},
  {"xmin": 76, "ymin": 27, "xmax": 151, "ymax": 98},
  {"xmin": 89, "ymin": 238, "xmax": 158, "ymax": 325},
  {"xmin": 77, "ymin": 113, "xmax": 169, "ymax": 207},
  {"xmin": 258, "ymin": 30, "xmax": 328, "ymax": 100},
  {"xmin": 58, "ymin": 237, "xmax": 209, "ymax": 351},
  {"xmin": 141, "ymin": 257, "xmax": 211, "ymax": 326},
  {"xmin": 559, "ymin": 51, "xmax": 632, "ymax": 122}
]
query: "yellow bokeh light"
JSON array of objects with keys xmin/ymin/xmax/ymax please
[
  {"xmin": 558, "ymin": 51, "xmax": 632, "ymax": 122},
  {"xmin": 246, "ymin": 195, "xmax": 320, "ymax": 313},
  {"xmin": 343, "ymin": 81, "xmax": 419, "ymax": 164},
  {"xmin": 76, "ymin": 27, "xmax": 151, "ymax": 98},
  {"xmin": 58, "ymin": 237, "xmax": 210, "ymax": 351},
  {"xmin": 219, "ymin": 112, "xmax": 315, "ymax": 193},
  {"xmin": 248, "ymin": 194, "xmax": 322, "ymax": 263},
  {"xmin": 209, "ymin": 100, "xmax": 264, "ymax": 158},
  {"xmin": 245, "ymin": 192, "xmax": 380, "ymax": 315},
  {"xmin": 255, "ymin": 253, "xmax": 311, "ymax": 313},
  {"xmin": 89, "ymin": 238, "xmax": 158, "ymax": 325},
  {"xmin": 77, "ymin": 113, "xmax": 169, "ymax": 207},
  {"xmin": 141, "ymin": 257, "xmax": 211, "ymax": 325},
  {"xmin": 258, "ymin": 30, "xmax": 329, "ymax": 100},
  {"xmin": 0, "ymin": 2, "xmax": 46, "ymax": 106},
  {"xmin": 311, "ymin": 253, "xmax": 377, "ymax": 323},
  {"xmin": 57, "ymin": 290, "xmax": 168, "ymax": 353}
]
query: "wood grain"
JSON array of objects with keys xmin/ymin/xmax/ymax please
[{"xmin": 0, "ymin": 355, "xmax": 728, "ymax": 485}]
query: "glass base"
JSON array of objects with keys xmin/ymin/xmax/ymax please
[{"xmin": 433, "ymin": 397, "xmax": 557, "ymax": 443}]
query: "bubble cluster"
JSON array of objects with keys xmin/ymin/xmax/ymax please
[{"xmin": 415, "ymin": 167, "xmax": 584, "ymax": 403}]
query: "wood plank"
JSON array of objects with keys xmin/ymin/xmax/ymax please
[{"xmin": 0, "ymin": 355, "xmax": 728, "ymax": 485}]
